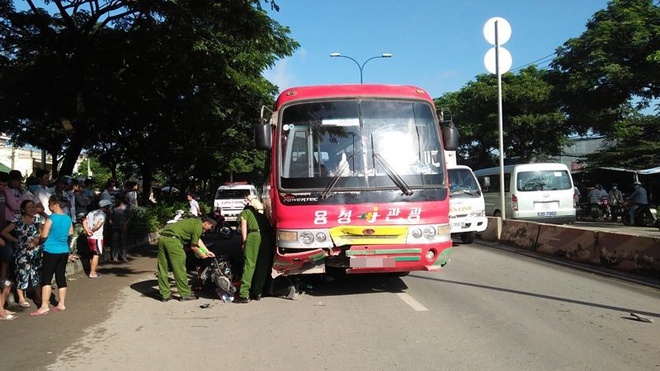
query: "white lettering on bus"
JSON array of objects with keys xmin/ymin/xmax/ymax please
[
  {"xmin": 313, "ymin": 210, "xmax": 328, "ymax": 225},
  {"xmin": 337, "ymin": 210, "xmax": 352, "ymax": 224},
  {"xmin": 385, "ymin": 208, "xmax": 401, "ymax": 221},
  {"xmin": 408, "ymin": 207, "xmax": 422, "ymax": 221}
]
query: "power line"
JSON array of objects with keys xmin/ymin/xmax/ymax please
[{"xmin": 510, "ymin": 52, "xmax": 557, "ymax": 72}]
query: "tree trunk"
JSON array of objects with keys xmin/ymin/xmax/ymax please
[{"xmin": 59, "ymin": 136, "xmax": 86, "ymax": 175}]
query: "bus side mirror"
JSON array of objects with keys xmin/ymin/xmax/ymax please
[
  {"xmin": 442, "ymin": 121, "xmax": 459, "ymax": 151},
  {"xmin": 254, "ymin": 124, "xmax": 271, "ymax": 150}
]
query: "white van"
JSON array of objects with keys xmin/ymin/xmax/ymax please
[
  {"xmin": 213, "ymin": 183, "xmax": 258, "ymax": 223},
  {"xmin": 448, "ymin": 165, "xmax": 488, "ymax": 243},
  {"xmin": 474, "ymin": 163, "xmax": 576, "ymax": 224}
]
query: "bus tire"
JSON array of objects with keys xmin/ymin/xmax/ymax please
[{"xmin": 460, "ymin": 231, "xmax": 475, "ymax": 244}]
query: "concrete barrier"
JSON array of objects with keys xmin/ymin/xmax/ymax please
[
  {"xmin": 597, "ymin": 231, "xmax": 660, "ymax": 275},
  {"xmin": 499, "ymin": 219, "xmax": 539, "ymax": 251},
  {"xmin": 477, "ymin": 216, "xmax": 501, "ymax": 242},
  {"xmin": 480, "ymin": 219, "xmax": 660, "ymax": 278},
  {"xmin": 535, "ymin": 223, "xmax": 600, "ymax": 265}
]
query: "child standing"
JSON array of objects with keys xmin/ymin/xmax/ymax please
[{"xmin": 84, "ymin": 200, "xmax": 112, "ymax": 278}]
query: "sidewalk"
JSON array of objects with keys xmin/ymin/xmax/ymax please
[
  {"xmin": 66, "ymin": 232, "xmax": 159, "ymax": 276},
  {"xmin": 0, "ymin": 236, "xmax": 162, "ymax": 370}
]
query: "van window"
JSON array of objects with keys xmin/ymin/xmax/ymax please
[
  {"xmin": 516, "ymin": 170, "xmax": 572, "ymax": 192},
  {"xmin": 479, "ymin": 174, "xmax": 510, "ymax": 193},
  {"xmin": 215, "ymin": 189, "xmax": 253, "ymax": 199}
]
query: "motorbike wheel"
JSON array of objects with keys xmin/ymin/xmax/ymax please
[
  {"xmin": 639, "ymin": 209, "xmax": 655, "ymax": 227},
  {"xmin": 622, "ymin": 213, "xmax": 631, "ymax": 226},
  {"xmin": 217, "ymin": 225, "xmax": 232, "ymax": 239}
]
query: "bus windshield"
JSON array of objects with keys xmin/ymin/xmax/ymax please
[{"xmin": 278, "ymin": 99, "xmax": 444, "ymax": 191}]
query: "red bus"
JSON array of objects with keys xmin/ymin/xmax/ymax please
[{"xmin": 255, "ymin": 84, "xmax": 458, "ymax": 276}]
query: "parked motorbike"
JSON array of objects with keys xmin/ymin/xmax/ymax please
[
  {"xmin": 576, "ymin": 202, "xmax": 591, "ymax": 221},
  {"xmin": 211, "ymin": 209, "xmax": 233, "ymax": 239},
  {"xmin": 609, "ymin": 203, "xmax": 623, "ymax": 222},
  {"xmin": 621, "ymin": 202, "xmax": 657, "ymax": 227},
  {"xmin": 587, "ymin": 196, "xmax": 611, "ymax": 222},
  {"xmin": 166, "ymin": 209, "xmax": 187, "ymax": 224}
]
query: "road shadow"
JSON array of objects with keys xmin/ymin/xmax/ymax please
[
  {"xmin": 278, "ymin": 273, "xmax": 409, "ymax": 298},
  {"xmin": 409, "ymin": 273, "xmax": 660, "ymax": 319}
]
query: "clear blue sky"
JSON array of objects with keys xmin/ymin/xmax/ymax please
[{"xmin": 264, "ymin": 0, "xmax": 610, "ymax": 98}]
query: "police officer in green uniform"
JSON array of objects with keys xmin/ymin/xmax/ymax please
[
  {"xmin": 158, "ymin": 217, "xmax": 216, "ymax": 302},
  {"xmin": 235, "ymin": 196, "xmax": 272, "ymax": 303}
]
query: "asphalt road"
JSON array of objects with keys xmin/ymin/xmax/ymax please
[{"xmin": 2, "ymin": 233, "xmax": 658, "ymax": 371}]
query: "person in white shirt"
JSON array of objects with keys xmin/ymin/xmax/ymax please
[
  {"xmin": 84, "ymin": 199, "xmax": 112, "ymax": 278},
  {"xmin": 34, "ymin": 169, "xmax": 53, "ymax": 216},
  {"xmin": 187, "ymin": 193, "xmax": 201, "ymax": 217}
]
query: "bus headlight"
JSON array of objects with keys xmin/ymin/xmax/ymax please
[
  {"xmin": 299, "ymin": 231, "xmax": 315, "ymax": 245},
  {"xmin": 277, "ymin": 229, "xmax": 333, "ymax": 249},
  {"xmin": 422, "ymin": 226, "xmax": 437, "ymax": 239},
  {"xmin": 407, "ymin": 224, "xmax": 451, "ymax": 243},
  {"xmin": 315, "ymin": 232, "xmax": 327, "ymax": 243}
]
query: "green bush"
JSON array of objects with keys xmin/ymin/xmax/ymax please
[{"xmin": 127, "ymin": 202, "xmax": 187, "ymax": 235}]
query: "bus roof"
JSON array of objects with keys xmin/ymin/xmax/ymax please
[{"xmin": 274, "ymin": 84, "xmax": 434, "ymax": 108}]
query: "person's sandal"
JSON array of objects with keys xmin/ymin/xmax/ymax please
[{"xmin": 18, "ymin": 301, "xmax": 31, "ymax": 308}]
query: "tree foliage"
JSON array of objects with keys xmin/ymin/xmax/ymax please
[
  {"xmin": 584, "ymin": 114, "xmax": 660, "ymax": 169},
  {"xmin": 0, "ymin": 0, "xmax": 297, "ymax": 198},
  {"xmin": 551, "ymin": 0, "xmax": 660, "ymax": 133},
  {"xmin": 435, "ymin": 66, "xmax": 571, "ymax": 169}
]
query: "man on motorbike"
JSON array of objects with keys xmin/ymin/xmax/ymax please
[
  {"xmin": 587, "ymin": 184, "xmax": 608, "ymax": 220},
  {"xmin": 625, "ymin": 181, "xmax": 648, "ymax": 225},
  {"xmin": 607, "ymin": 183, "xmax": 624, "ymax": 221}
]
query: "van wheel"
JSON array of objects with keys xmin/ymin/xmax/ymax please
[
  {"xmin": 460, "ymin": 232, "xmax": 475, "ymax": 244},
  {"xmin": 494, "ymin": 211, "xmax": 502, "ymax": 218}
]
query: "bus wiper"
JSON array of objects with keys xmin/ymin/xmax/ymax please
[
  {"xmin": 373, "ymin": 153, "xmax": 413, "ymax": 196},
  {"xmin": 320, "ymin": 153, "xmax": 355, "ymax": 199}
]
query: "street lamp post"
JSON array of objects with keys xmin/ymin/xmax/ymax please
[{"xmin": 330, "ymin": 52, "xmax": 392, "ymax": 84}]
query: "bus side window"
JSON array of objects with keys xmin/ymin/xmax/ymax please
[{"xmin": 481, "ymin": 176, "xmax": 491, "ymax": 192}]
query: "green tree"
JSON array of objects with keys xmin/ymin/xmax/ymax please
[
  {"xmin": 551, "ymin": 0, "xmax": 660, "ymax": 133},
  {"xmin": 0, "ymin": 1, "xmax": 297, "ymax": 201},
  {"xmin": 435, "ymin": 66, "xmax": 571, "ymax": 168},
  {"xmin": 584, "ymin": 114, "xmax": 660, "ymax": 169}
]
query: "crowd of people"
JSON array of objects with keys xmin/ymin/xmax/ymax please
[
  {"xmin": 0, "ymin": 170, "xmax": 140, "ymax": 320},
  {"xmin": 579, "ymin": 181, "xmax": 649, "ymax": 223},
  {"xmin": 2, "ymin": 167, "xmax": 281, "ymax": 320}
]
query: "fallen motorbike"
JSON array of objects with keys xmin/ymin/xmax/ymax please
[
  {"xmin": 197, "ymin": 256, "xmax": 236, "ymax": 297},
  {"xmin": 621, "ymin": 202, "xmax": 657, "ymax": 227},
  {"xmin": 211, "ymin": 209, "xmax": 233, "ymax": 239}
]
